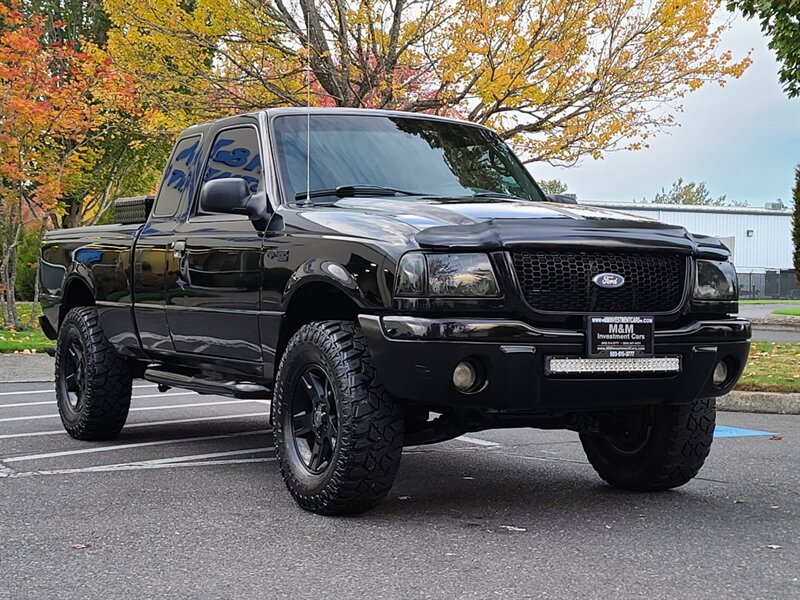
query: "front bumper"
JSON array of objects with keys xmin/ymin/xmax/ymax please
[{"xmin": 359, "ymin": 315, "xmax": 751, "ymax": 411}]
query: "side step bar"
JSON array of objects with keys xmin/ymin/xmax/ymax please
[{"xmin": 143, "ymin": 367, "xmax": 271, "ymax": 399}]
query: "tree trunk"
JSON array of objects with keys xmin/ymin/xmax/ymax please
[
  {"xmin": 1, "ymin": 222, "xmax": 22, "ymax": 328},
  {"xmin": 27, "ymin": 226, "xmax": 47, "ymax": 329}
]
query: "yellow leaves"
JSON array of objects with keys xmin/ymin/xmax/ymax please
[{"xmin": 100, "ymin": 0, "xmax": 749, "ymax": 165}]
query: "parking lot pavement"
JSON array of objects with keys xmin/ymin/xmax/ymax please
[{"xmin": 1, "ymin": 381, "xmax": 798, "ymax": 600}]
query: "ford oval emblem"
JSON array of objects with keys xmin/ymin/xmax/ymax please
[{"xmin": 592, "ymin": 273, "xmax": 625, "ymax": 289}]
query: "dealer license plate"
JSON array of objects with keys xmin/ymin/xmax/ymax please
[{"xmin": 587, "ymin": 316, "xmax": 654, "ymax": 358}]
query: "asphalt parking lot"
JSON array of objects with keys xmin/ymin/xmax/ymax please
[{"xmin": 1, "ymin": 380, "xmax": 798, "ymax": 599}]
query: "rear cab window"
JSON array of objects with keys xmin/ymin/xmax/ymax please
[{"xmin": 152, "ymin": 135, "xmax": 202, "ymax": 218}]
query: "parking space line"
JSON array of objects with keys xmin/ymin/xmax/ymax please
[
  {"xmin": 0, "ymin": 413, "xmax": 270, "ymax": 440},
  {"xmin": 0, "ymin": 391, "xmax": 198, "ymax": 409},
  {"xmin": 0, "ymin": 399, "xmax": 270, "ymax": 423},
  {"xmin": 132, "ymin": 447, "xmax": 273, "ymax": 465},
  {"xmin": 457, "ymin": 435, "xmax": 501, "ymax": 447},
  {"xmin": 8, "ymin": 457, "xmax": 276, "ymax": 478},
  {"xmin": 0, "ymin": 401, "xmax": 53, "ymax": 408},
  {"xmin": 3, "ymin": 429, "xmax": 269, "ymax": 463},
  {"xmin": 0, "ymin": 383, "xmax": 158, "ymax": 397},
  {"xmin": 714, "ymin": 425, "xmax": 775, "ymax": 438}
]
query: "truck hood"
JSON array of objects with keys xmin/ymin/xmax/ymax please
[{"xmin": 330, "ymin": 197, "xmax": 729, "ymax": 258}]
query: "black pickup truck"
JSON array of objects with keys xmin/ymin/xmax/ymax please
[{"xmin": 39, "ymin": 108, "xmax": 750, "ymax": 514}]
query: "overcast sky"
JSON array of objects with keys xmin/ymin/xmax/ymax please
[{"xmin": 528, "ymin": 13, "xmax": 800, "ymax": 207}]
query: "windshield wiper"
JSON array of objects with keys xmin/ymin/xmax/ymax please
[{"xmin": 294, "ymin": 184, "xmax": 426, "ymax": 202}]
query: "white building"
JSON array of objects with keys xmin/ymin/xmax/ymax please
[{"xmin": 586, "ymin": 202, "xmax": 796, "ymax": 299}]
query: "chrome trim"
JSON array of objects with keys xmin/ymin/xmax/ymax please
[{"xmin": 500, "ymin": 345, "xmax": 537, "ymax": 354}]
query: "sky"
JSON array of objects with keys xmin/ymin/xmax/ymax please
[{"xmin": 528, "ymin": 13, "xmax": 800, "ymax": 207}]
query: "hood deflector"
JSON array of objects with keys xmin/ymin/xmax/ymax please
[{"xmin": 414, "ymin": 218, "xmax": 731, "ymax": 260}]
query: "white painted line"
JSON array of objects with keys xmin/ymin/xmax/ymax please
[
  {"xmin": 0, "ymin": 412, "xmax": 269, "ymax": 440},
  {"xmin": 0, "ymin": 383, "xmax": 157, "ymax": 397},
  {"xmin": 8, "ymin": 457, "xmax": 276, "ymax": 478},
  {"xmin": 457, "ymin": 435, "xmax": 500, "ymax": 447},
  {"xmin": 0, "ymin": 391, "xmax": 198, "ymax": 409},
  {"xmin": 126, "ymin": 392, "xmax": 198, "ymax": 400},
  {"xmin": 0, "ymin": 401, "xmax": 53, "ymax": 408},
  {"xmin": 3, "ymin": 429, "xmax": 270, "ymax": 463},
  {"xmin": 127, "ymin": 447, "xmax": 272, "ymax": 466},
  {"xmin": 0, "ymin": 399, "xmax": 269, "ymax": 423},
  {"xmin": 130, "ymin": 400, "xmax": 269, "ymax": 411}
]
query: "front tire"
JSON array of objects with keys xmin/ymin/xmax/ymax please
[
  {"xmin": 579, "ymin": 397, "xmax": 716, "ymax": 491},
  {"xmin": 273, "ymin": 321, "xmax": 404, "ymax": 515},
  {"xmin": 55, "ymin": 307, "xmax": 132, "ymax": 440}
]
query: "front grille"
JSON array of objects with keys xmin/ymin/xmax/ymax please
[{"xmin": 511, "ymin": 250, "xmax": 687, "ymax": 313}]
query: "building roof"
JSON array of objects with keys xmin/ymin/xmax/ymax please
[{"xmin": 586, "ymin": 201, "xmax": 792, "ymax": 218}]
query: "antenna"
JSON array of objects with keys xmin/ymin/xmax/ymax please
[{"xmin": 304, "ymin": 28, "xmax": 312, "ymax": 207}]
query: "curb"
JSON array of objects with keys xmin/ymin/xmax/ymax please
[
  {"xmin": 718, "ymin": 390, "xmax": 800, "ymax": 415},
  {"xmin": 750, "ymin": 316, "xmax": 800, "ymax": 330}
]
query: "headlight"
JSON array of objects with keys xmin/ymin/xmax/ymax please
[
  {"xmin": 694, "ymin": 259, "xmax": 738, "ymax": 300},
  {"xmin": 395, "ymin": 253, "xmax": 500, "ymax": 297}
]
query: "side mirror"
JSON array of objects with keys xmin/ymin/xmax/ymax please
[{"xmin": 199, "ymin": 178, "xmax": 268, "ymax": 222}]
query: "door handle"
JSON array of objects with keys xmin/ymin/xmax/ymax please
[{"xmin": 171, "ymin": 240, "xmax": 187, "ymax": 258}]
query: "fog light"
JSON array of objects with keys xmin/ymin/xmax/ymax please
[
  {"xmin": 713, "ymin": 361, "xmax": 729, "ymax": 386},
  {"xmin": 453, "ymin": 361, "xmax": 477, "ymax": 392}
]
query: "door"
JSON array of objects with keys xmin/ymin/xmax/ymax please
[
  {"xmin": 133, "ymin": 134, "xmax": 203, "ymax": 353},
  {"xmin": 163, "ymin": 120, "xmax": 265, "ymax": 362}
]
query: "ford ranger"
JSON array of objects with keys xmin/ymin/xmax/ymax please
[{"xmin": 39, "ymin": 108, "xmax": 750, "ymax": 515}]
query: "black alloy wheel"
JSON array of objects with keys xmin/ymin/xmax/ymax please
[
  {"xmin": 580, "ymin": 397, "xmax": 716, "ymax": 492},
  {"xmin": 60, "ymin": 331, "xmax": 87, "ymax": 414},
  {"xmin": 600, "ymin": 408, "xmax": 654, "ymax": 457},
  {"xmin": 290, "ymin": 366, "xmax": 340, "ymax": 474},
  {"xmin": 273, "ymin": 320, "xmax": 405, "ymax": 515},
  {"xmin": 55, "ymin": 307, "xmax": 132, "ymax": 440}
]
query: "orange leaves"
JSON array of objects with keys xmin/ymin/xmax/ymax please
[{"xmin": 0, "ymin": 8, "xmax": 137, "ymax": 221}]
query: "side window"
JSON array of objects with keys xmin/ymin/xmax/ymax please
[
  {"xmin": 153, "ymin": 135, "xmax": 202, "ymax": 218},
  {"xmin": 203, "ymin": 127, "xmax": 263, "ymax": 197}
]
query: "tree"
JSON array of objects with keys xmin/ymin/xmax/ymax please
[
  {"xmin": 647, "ymin": 178, "xmax": 748, "ymax": 207},
  {"xmin": 729, "ymin": 0, "xmax": 800, "ymax": 97},
  {"xmin": 793, "ymin": 166, "xmax": 800, "ymax": 283},
  {"xmin": 0, "ymin": 1, "xmax": 135, "ymax": 326},
  {"xmin": 105, "ymin": 0, "xmax": 751, "ymax": 165},
  {"xmin": 539, "ymin": 179, "xmax": 569, "ymax": 195}
]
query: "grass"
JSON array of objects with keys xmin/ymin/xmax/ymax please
[
  {"xmin": 0, "ymin": 302, "xmax": 52, "ymax": 354},
  {"xmin": 737, "ymin": 342, "xmax": 800, "ymax": 393},
  {"xmin": 739, "ymin": 299, "xmax": 800, "ymax": 304},
  {"xmin": 772, "ymin": 308, "xmax": 800, "ymax": 317}
]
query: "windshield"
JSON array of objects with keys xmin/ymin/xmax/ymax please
[{"xmin": 272, "ymin": 114, "xmax": 546, "ymax": 203}]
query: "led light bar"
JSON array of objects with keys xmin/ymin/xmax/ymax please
[{"xmin": 547, "ymin": 356, "xmax": 681, "ymax": 374}]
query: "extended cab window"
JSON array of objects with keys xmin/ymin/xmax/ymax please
[
  {"xmin": 153, "ymin": 135, "xmax": 201, "ymax": 218},
  {"xmin": 203, "ymin": 126, "xmax": 263, "ymax": 196}
]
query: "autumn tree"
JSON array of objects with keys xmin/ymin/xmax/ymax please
[
  {"xmin": 539, "ymin": 179, "xmax": 569, "ymax": 195},
  {"xmin": 105, "ymin": 0, "xmax": 751, "ymax": 165},
  {"xmin": 0, "ymin": 1, "xmax": 135, "ymax": 326},
  {"xmin": 646, "ymin": 178, "xmax": 748, "ymax": 207},
  {"xmin": 729, "ymin": 0, "xmax": 800, "ymax": 97},
  {"xmin": 792, "ymin": 166, "xmax": 799, "ymax": 283}
]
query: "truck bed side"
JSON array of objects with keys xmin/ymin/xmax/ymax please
[{"xmin": 39, "ymin": 223, "xmax": 144, "ymax": 353}]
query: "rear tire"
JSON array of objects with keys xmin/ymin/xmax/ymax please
[
  {"xmin": 274, "ymin": 321, "xmax": 404, "ymax": 515},
  {"xmin": 55, "ymin": 307, "xmax": 132, "ymax": 440},
  {"xmin": 579, "ymin": 397, "xmax": 716, "ymax": 491}
]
